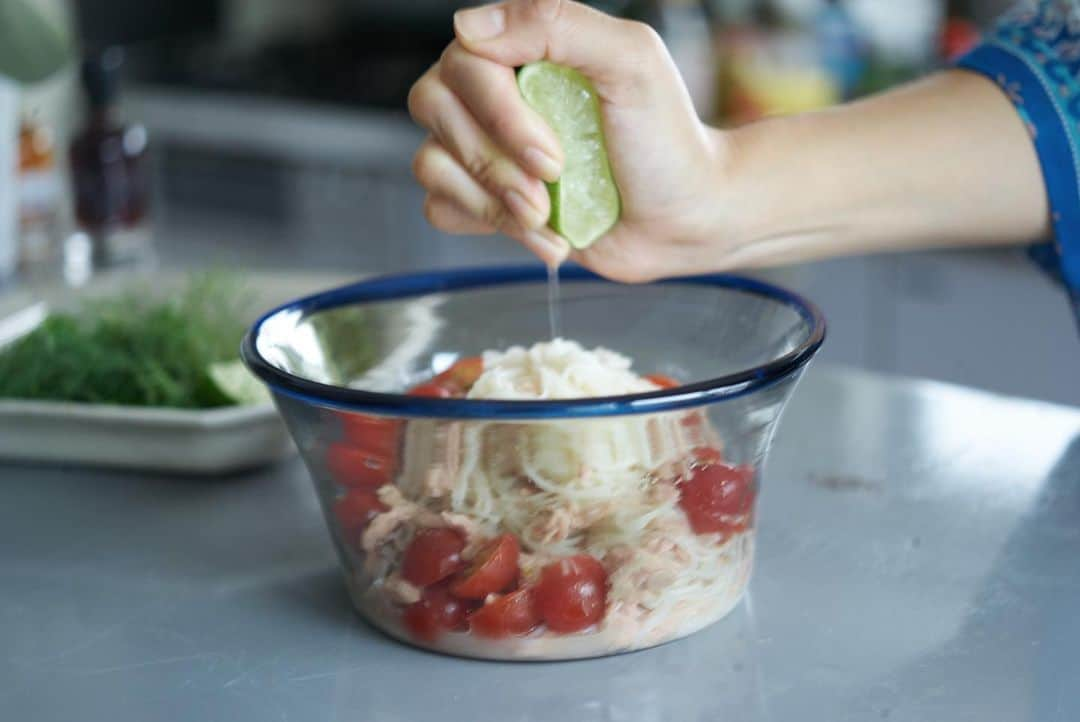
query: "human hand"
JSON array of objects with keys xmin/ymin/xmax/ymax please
[{"xmin": 408, "ymin": 0, "xmax": 730, "ymax": 281}]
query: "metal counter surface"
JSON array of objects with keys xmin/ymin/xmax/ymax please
[{"xmin": 3, "ymin": 366, "xmax": 1079, "ymax": 721}]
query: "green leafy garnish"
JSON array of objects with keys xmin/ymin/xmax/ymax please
[
  {"xmin": 0, "ymin": 272, "xmax": 255, "ymax": 408},
  {"xmin": 308, "ymin": 307, "xmax": 379, "ymax": 383}
]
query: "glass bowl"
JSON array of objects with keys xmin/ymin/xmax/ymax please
[{"xmin": 242, "ymin": 264, "xmax": 825, "ymax": 660}]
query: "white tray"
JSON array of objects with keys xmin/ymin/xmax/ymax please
[{"xmin": 0, "ymin": 269, "xmax": 355, "ymax": 475}]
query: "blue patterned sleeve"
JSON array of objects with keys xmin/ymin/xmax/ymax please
[{"xmin": 956, "ymin": 0, "xmax": 1080, "ymax": 325}]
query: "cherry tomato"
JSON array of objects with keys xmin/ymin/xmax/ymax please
[
  {"xmin": 403, "ymin": 584, "xmax": 469, "ymax": 642},
  {"xmin": 401, "ymin": 528, "xmax": 466, "ymax": 587},
  {"xmin": 645, "ymin": 373, "xmax": 681, "ymax": 389},
  {"xmin": 678, "ymin": 460, "xmax": 756, "ymax": 537},
  {"xmin": 333, "ymin": 489, "xmax": 387, "ymax": 542},
  {"xmin": 434, "ymin": 356, "xmax": 484, "ymax": 393},
  {"xmin": 339, "ymin": 413, "xmax": 400, "ymax": 458},
  {"xmin": 408, "ymin": 381, "xmax": 455, "ymax": 398},
  {"xmin": 449, "ymin": 534, "xmax": 520, "ymax": 600},
  {"xmin": 326, "ymin": 443, "xmax": 396, "ymax": 488},
  {"xmin": 534, "ymin": 555, "xmax": 608, "ymax": 633},
  {"xmin": 469, "ymin": 588, "xmax": 540, "ymax": 639}
]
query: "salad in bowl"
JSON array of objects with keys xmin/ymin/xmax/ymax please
[{"xmin": 243, "ymin": 265, "xmax": 824, "ymax": 659}]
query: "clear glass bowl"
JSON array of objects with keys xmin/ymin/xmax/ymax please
[{"xmin": 242, "ymin": 265, "xmax": 825, "ymax": 660}]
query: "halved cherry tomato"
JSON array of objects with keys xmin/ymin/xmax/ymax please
[
  {"xmin": 434, "ymin": 356, "xmax": 483, "ymax": 393},
  {"xmin": 401, "ymin": 528, "xmax": 466, "ymax": 587},
  {"xmin": 645, "ymin": 373, "xmax": 681, "ymax": 389},
  {"xmin": 408, "ymin": 381, "xmax": 455, "ymax": 398},
  {"xmin": 339, "ymin": 413, "xmax": 400, "ymax": 458},
  {"xmin": 449, "ymin": 534, "xmax": 519, "ymax": 599},
  {"xmin": 326, "ymin": 443, "xmax": 396, "ymax": 488},
  {"xmin": 469, "ymin": 588, "xmax": 540, "ymax": 639},
  {"xmin": 678, "ymin": 459, "xmax": 755, "ymax": 537},
  {"xmin": 403, "ymin": 584, "xmax": 469, "ymax": 642},
  {"xmin": 333, "ymin": 489, "xmax": 387, "ymax": 542},
  {"xmin": 534, "ymin": 555, "xmax": 608, "ymax": 633}
]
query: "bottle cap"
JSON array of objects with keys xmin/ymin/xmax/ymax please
[{"xmin": 80, "ymin": 47, "xmax": 124, "ymax": 108}]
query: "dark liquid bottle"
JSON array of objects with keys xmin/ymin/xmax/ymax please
[{"xmin": 69, "ymin": 48, "xmax": 151, "ymax": 268}]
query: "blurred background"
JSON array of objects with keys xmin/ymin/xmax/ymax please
[{"xmin": 3, "ymin": 0, "xmax": 1076, "ymax": 406}]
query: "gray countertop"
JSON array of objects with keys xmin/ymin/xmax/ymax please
[{"xmin": 3, "ymin": 366, "xmax": 1079, "ymax": 722}]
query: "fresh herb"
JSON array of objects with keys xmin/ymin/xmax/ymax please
[
  {"xmin": 0, "ymin": 272, "xmax": 253, "ymax": 408},
  {"xmin": 309, "ymin": 307, "xmax": 379, "ymax": 383}
]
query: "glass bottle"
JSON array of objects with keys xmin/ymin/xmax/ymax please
[
  {"xmin": 17, "ymin": 111, "xmax": 63, "ymax": 270},
  {"xmin": 68, "ymin": 47, "xmax": 151, "ymax": 270},
  {"xmin": 0, "ymin": 77, "xmax": 17, "ymax": 281}
]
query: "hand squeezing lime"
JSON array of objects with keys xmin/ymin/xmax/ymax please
[{"xmin": 517, "ymin": 62, "xmax": 621, "ymax": 249}]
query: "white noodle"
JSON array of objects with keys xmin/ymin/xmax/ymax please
[{"xmin": 390, "ymin": 340, "xmax": 748, "ymax": 638}]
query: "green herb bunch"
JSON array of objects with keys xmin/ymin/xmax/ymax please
[{"xmin": 0, "ymin": 273, "xmax": 252, "ymax": 408}]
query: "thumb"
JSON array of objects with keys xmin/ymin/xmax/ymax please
[{"xmin": 453, "ymin": 0, "xmax": 659, "ymax": 90}]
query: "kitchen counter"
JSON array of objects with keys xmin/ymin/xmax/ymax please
[{"xmin": 3, "ymin": 365, "xmax": 1079, "ymax": 721}]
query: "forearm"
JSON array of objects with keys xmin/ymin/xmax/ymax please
[{"xmin": 715, "ymin": 70, "xmax": 1050, "ymax": 268}]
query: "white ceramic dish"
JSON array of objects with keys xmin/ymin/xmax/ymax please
[
  {"xmin": 0, "ymin": 399, "xmax": 290, "ymax": 474},
  {"xmin": 0, "ymin": 269, "xmax": 356, "ymax": 475}
]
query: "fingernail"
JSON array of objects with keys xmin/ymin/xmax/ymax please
[
  {"xmin": 523, "ymin": 146, "xmax": 562, "ymax": 182},
  {"xmin": 525, "ymin": 229, "xmax": 570, "ymax": 264},
  {"xmin": 454, "ymin": 6, "xmax": 506, "ymax": 42},
  {"xmin": 504, "ymin": 189, "xmax": 546, "ymax": 228}
]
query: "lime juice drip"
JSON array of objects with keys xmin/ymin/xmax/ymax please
[{"xmin": 547, "ymin": 264, "xmax": 562, "ymax": 340}]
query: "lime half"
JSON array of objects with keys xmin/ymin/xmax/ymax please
[
  {"xmin": 208, "ymin": 360, "xmax": 271, "ymax": 406},
  {"xmin": 517, "ymin": 61, "xmax": 621, "ymax": 249}
]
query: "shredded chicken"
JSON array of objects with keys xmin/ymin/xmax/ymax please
[
  {"xmin": 518, "ymin": 551, "xmax": 549, "ymax": 585},
  {"xmin": 383, "ymin": 573, "xmax": 421, "ymax": 605},
  {"xmin": 362, "ymin": 504, "xmax": 415, "ymax": 554},
  {"xmin": 362, "ymin": 486, "xmax": 440, "ymax": 553},
  {"xmin": 441, "ymin": 510, "xmax": 489, "ymax": 558},
  {"xmin": 421, "ymin": 422, "xmax": 464, "ymax": 498}
]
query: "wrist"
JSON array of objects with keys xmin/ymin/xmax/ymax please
[
  {"xmin": 658, "ymin": 124, "xmax": 754, "ymax": 275},
  {"xmin": 711, "ymin": 115, "xmax": 847, "ymax": 269},
  {"xmin": 681, "ymin": 121, "xmax": 803, "ymax": 272}
]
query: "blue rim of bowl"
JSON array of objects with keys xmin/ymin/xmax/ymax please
[{"xmin": 241, "ymin": 264, "xmax": 826, "ymax": 419}]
